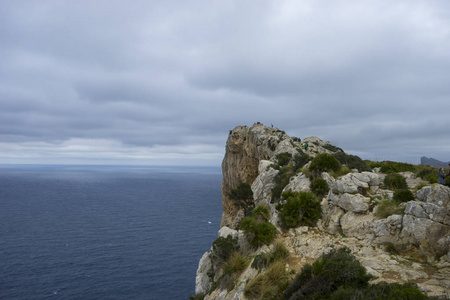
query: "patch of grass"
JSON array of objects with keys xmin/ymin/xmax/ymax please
[
  {"xmin": 375, "ymin": 199, "xmax": 404, "ymax": 218},
  {"xmin": 384, "ymin": 173, "xmax": 408, "ymax": 190},
  {"xmin": 251, "ymin": 240, "xmax": 290, "ymax": 270},
  {"xmin": 393, "ymin": 189, "xmax": 414, "ymax": 203},
  {"xmin": 244, "ymin": 261, "xmax": 290, "ymax": 300},
  {"xmin": 278, "ymin": 191, "xmax": 321, "ymax": 228},
  {"xmin": 384, "ymin": 242, "xmax": 399, "ymax": 255},
  {"xmin": 310, "ymin": 177, "xmax": 329, "ymax": 197},
  {"xmin": 223, "ymin": 251, "xmax": 248, "ymax": 275}
]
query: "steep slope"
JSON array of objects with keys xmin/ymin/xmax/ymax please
[{"xmin": 195, "ymin": 124, "xmax": 450, "ymax": 299}]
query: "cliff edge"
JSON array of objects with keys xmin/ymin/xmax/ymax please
[{"xmin": 195, "ymin": 124, "xmax": 450, "ymax": 299}]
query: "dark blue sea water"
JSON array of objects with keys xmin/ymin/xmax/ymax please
[{"xmin": 0, "ymin": 165, "xmax": 223, "ymax": 300}]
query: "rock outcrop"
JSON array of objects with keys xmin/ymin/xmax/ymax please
[{"xmin": 195, "ymin": 124, "xmax": 450, "ymax": 299}]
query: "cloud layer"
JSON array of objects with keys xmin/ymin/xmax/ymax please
[{"xmin": 1, "ymin": 0, "xmax": 449, "ymax": 165}]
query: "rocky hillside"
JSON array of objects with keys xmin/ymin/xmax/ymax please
[{"xmin": 194, "ymin": 124, "xmax": 449, "ymax": 299}]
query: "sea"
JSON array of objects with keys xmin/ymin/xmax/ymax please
[{"xmin": 0, "ymin": 164, "xmax": 223, "ymax": 300}]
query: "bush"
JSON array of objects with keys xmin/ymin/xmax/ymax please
[
  {"xmin": 283, "ymin": 248, "xmax": 372, "ymax": 300},
  {"xmin": 375, "ymin": 199, "xmax": 404, "ymax": 218},
  {"xmin": 379, "ymin": 161, "xmax": 415, "ymax": 173},
  {"xmin": 334, "ymin": 152, "xmax": 370, "ymax": 172},
  {"xmin": 250, "ymin": 205, "xmax": 270, "ymax": 220},
  {"xmin": 277, "ymin": 152, "xmax": 292, "ymax": 167},
  {"xmin": 251, "ymin": 240, "xmax": 290, "ymax": 270},
  {"xmin": 293, "ymin": 152, "xmax": 311, "ymax": 173},
  {"xmin": 327, "ymin": 282, "xmax": 429, "ymax": 300},
  {"xmin": 210, "ymin": 236, "xmax": 240, "ymax": 268},
  {"xmin": 309, "ymin": 153, "xmax": 341, "ymax": 174},
  {"xmin": 245, "ymin": 261, "xmax": 290, "ymax": 300},
  {"xmin": 279, "ymin": 191, "xmax": 321, "ymax": 228},
  {"xmin": 393, "ymin": 189, "xmax": 414, "ymax": 203},
  {"xmin": 322, "ymin": 143, "xmax": 343, "ymax": 153},
  {"xmin": 271, "ymin": 165, "xmax": 294, "ymax": 202},
  {"xmin": 229, "ymin": 182, "xmax": 253, "ymax": 200},
  {"xmin": 240, "ymin": 207, "xmax": 278, "ymax": 247},
  {"xmin": 223, "ymin": 251, "xmax": 248, "ymax": 275},
  {"xmin": 310, "ymin": 178, "xmax": 329, "ymax": 197},
  {"xmin": 384, "ymin": 173, "xmax": 408, "ymax": 190}
]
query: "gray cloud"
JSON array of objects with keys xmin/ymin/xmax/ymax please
[{"xmin": 1, "ymin": 0, "xmax": 449, "ymax": 165}]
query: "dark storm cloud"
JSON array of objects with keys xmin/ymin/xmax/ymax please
[{"xmin": 1, "ymin": 0, "xmax": 449, "ymax": 164}]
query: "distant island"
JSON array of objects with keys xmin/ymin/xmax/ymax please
[{"xmin": 421, "ymin": 156, "xmax": 450, "ymax": 168}]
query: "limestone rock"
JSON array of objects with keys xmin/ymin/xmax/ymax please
[
  {"xmin": 195, "ymin": 252, "xmax": 212, "ymax": 296},
  {"xmin": 251, "ymin": 160, "xmax": 279, "ymax": 206},
  {"xmin": 329, "ymin": 192, "xmax": 370, "ymax": 213},
  {"xmin": 282, "ymin": 172, "xmax": 311, "ymax": 193},
  {"xmin": 340, "ymin": 211, "xmax": 374, "ymax": 238},
  {"xmin": 331, "ymin": 173, "xmax": 370, "ymax": 194}
]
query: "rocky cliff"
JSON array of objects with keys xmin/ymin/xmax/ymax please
[{"xmin": 195, "ymin": 124, "xmax": 450, "ymax": 299}]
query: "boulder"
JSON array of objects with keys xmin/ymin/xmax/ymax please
[
  {"xmin": 282, "ymin": 172, "xmax": 311, "ymax": 193},
  {"xmin": 329, "ymin": 192, "xmax": 370, "ymax": 213}
]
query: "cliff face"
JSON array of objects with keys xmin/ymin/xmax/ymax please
[
  {"xmin": 196, "ymin": 124, "xmax": 450, "ymax": 299},
  {"xmin": 220, "ymin": 125, "xmax": 285, "ymax": 228}
]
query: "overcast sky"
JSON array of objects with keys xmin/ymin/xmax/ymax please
[{"xmin": 1, "ymin": 0, "xmax": 449, "ymax": 166}]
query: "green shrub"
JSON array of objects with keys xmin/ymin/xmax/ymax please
[
  {"xmin": 309, "ymin": 153, "xmax": 341, "ymax": 174},
  {"xmin": 326, "ymin": 282, "xmax": 429, "ymax": 300},
  {"xmin": 334, "ymin": 152, "xmax": 370, "ymax": 172},
  {"xmin": 271, "ymin": 165, "xmax": 294, "ymax": 202},
  {"xmin": 375, "ymin": 199, "xmax": 404, "ymax": 218},
  {"xmin": 379, "ymin": 161, "xmax": 415, "ymax": 173},
  {"xmin": 210, "ymin": 236, "xmax": 240, "ymax": 267},
  {"xmin": 240, "ymin": 208, "xmax": 278, "ymax": 247},
  {"xmin": 293, "ymin": 152, "xmax": 311, "ymax": 173},
  {"xmin": 322, "ymin": 143, "xmax": 343, "ymax": 153},
  {"xmin": 251, "ymin": 240, "xmax": 290, "ymax": 270},
  {"xmin": 310, "ymin": 178, "xmax": 329, "ymax": 197},
  {"xmin": 229, "ymin": 182, "xmax": 254, "ymax": 216},
  {"xmin": 229, "ymin": 182, "xmax": 253, "ymax": 200},
  {"xmin": 393, "ymin": 189, "xmax": 414, "ymax": 203},
  {"xmin": 384, "ymin": 173, "xmax": 408, "ymax": 190},
  {"xmin": 250, "ymin": 205, "xmax": 270, "ymax": 220},
  {"xmin": 283, "ymin": 248, "xmax": 372, "ymax": 300},
  {"xmin": 277, "ymin": 152, "xmax": 292, "ymax": 167},
  {"xmin": 279, "ymin": 191, "xmax": 321, "ymax": 228}
]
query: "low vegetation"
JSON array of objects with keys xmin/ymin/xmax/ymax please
[
  {"xmin": 240, "ymin": 206, "xmax": 278, "ymax": 247},
  {"xmin": 334, "ymin": 152, "xmax": 371, "ymax": 172},
  {"xmin": 251, "ymin": 240, "xmax": 290, "ymax": 270},
  {"xmin": 384, "ymin": 173, "xmax": 408, "ymax": 190},
  {"xmin": 229, "ymin": 182, "xmax": 254, "ymax": 216},
  {"xmin": 310, "ymin": 177, "xmax": 329, "ymax": 197},
  {"xmin": 283, "ymin": 248, "xmax": 428, "ymax": 300},
  {"xmin": 375, "ymin": 199, "xmax": 404, "ymax": 218},
  {"xmin": 278, "ymin": 191, "xmax": 321, "ymax": 228},
  {"xmin": 393, "ymin": 189, "xmax": 414, "ymax": 203},
  {"xmin": 244, "ymin": 260, "xmax": 290, "ymax": 300},
  {"xmin": 309, "ymin": 153, "xmax": 341, "ymax": 175}
]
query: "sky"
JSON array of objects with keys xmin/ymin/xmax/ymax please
[{"xmin": 1, "ymin": 0, "xmax": 449, "ymax": 166}]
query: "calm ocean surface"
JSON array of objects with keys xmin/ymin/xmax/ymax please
[{"xmin": 0, "ymin": 165, "xmax": 223, "ymax": 300}]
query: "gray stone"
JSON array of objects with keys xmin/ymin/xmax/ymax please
[
  {"xmin": 195, "ymin": 252, "xmax": 212, "ymax": 295},
  {"xmin": 282, "ymin": 172, "xmax": 311, "ymax": 193}
]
